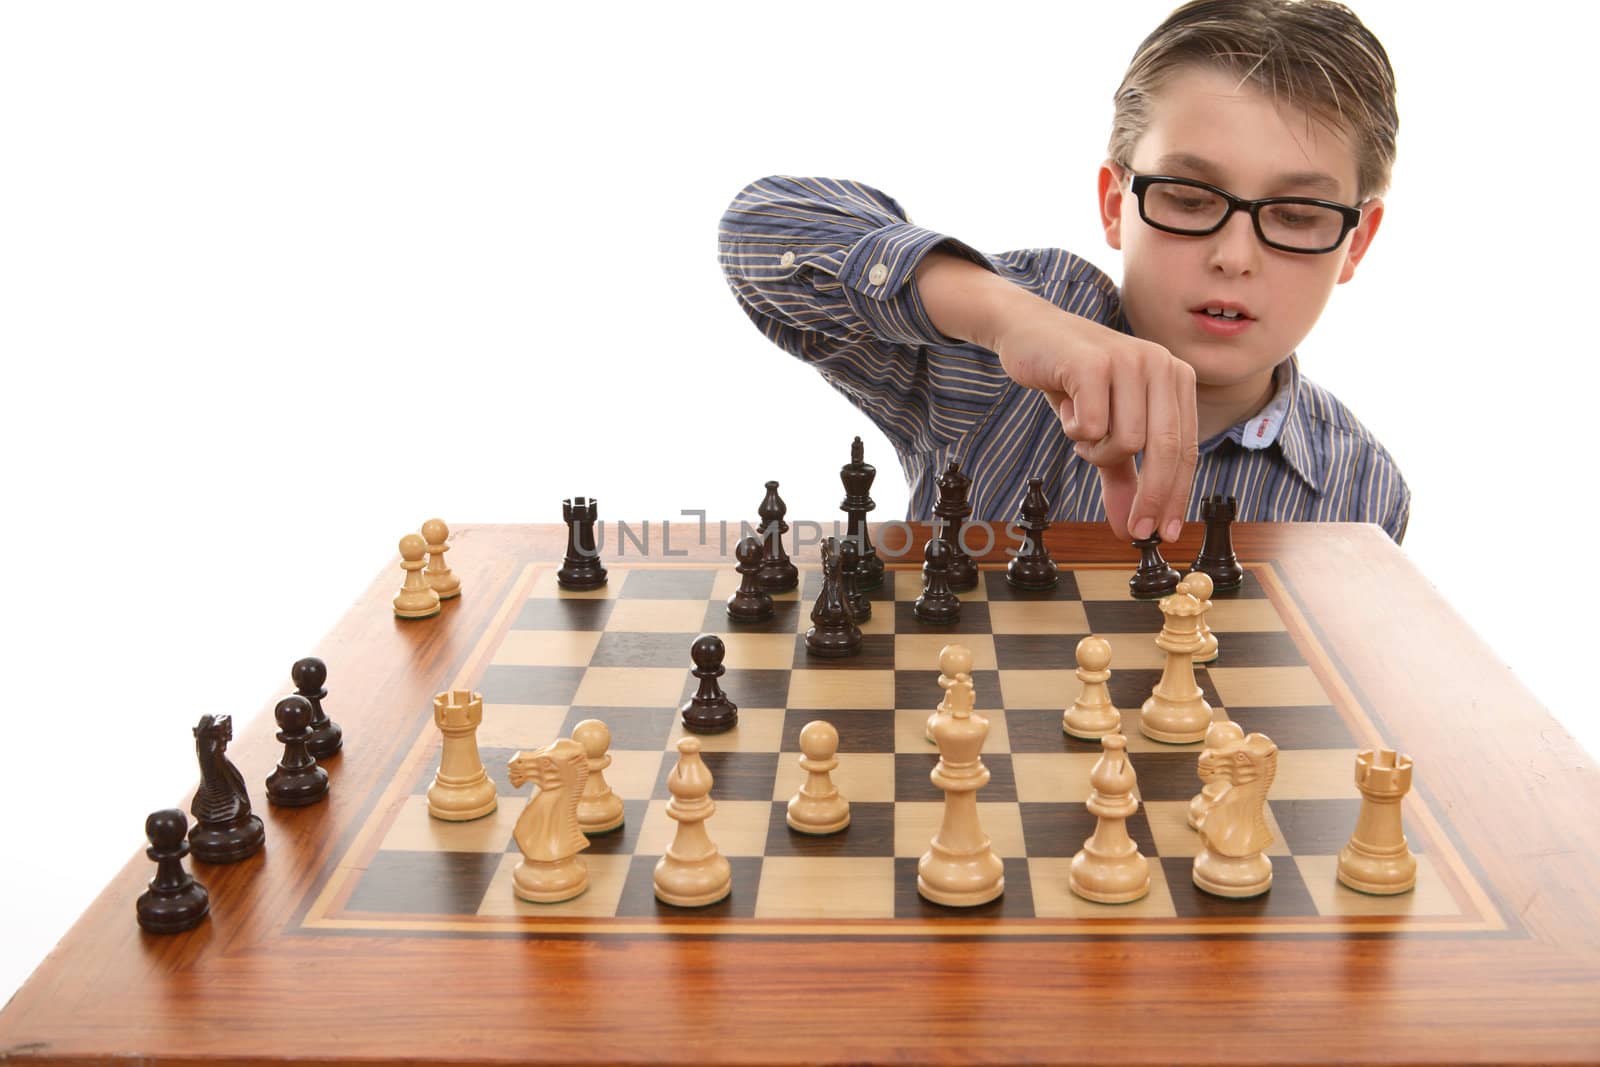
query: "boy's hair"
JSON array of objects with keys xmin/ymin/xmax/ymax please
[{"xmin": 1109, "ymin": 0, "xmax": 1398, "ymax": 200}]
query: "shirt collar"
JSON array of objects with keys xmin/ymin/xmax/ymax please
[{"xmin": 1198, "ymin": 355, "xmax": 1324, "ymax": 494}]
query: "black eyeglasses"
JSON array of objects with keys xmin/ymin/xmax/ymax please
[{"xmin": 1122, "ymin": 168, "xmax": 1364, "ymax": 255}]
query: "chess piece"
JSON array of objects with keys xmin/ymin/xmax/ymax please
[
  {"xmin": 265, "ymin": 695, "xmax": 329, "ymax": 807},
  {"xmin": 188, "ymin": 714, "xmax": 265, "ymax": 864},
  {"xmin": 136, "ymin": 809, "xmax": 210, "ymax": 934},
  {"xmin": 806, "ymin": 539, "xmax": 863, "ymax": 657},
  {"xmin": 680, "ymin": 634, "xmax": 739, "ymax": 734},
  {"xmin": 1140, "ymin": 577, "xmax": 1215, "ymax": 744},
  {"xmin": 926, "ymin": 643, "xmax": 975, "ymax": 743},
  {"xmin": 756, "ymin": 480, "xmax": 799, "ymax": 592},
  {"xmin": 393, "ymin": 533, "xmax": 442, "ymax": 619},
  {"xmin": 725, "ymin": 535, "xmax": 775, "ymax": 623},
  {"xmin": 507, "ymin": 737, "xmax": 591, "ymax": 903},
  {"xmin": 1130, "ymin": 534, "xmax": 1182, "ymax": 600},
  {"xmin": 1192, "ymin": 730, "xmax": 1278, "ymax": 898},
  {"xmin": 913, "ymin": 537, "xmax": 962, "ymax": 625},
  {"xmin": 1005, "ymin": 478, "xmax": 1059, "ymax": 590},
  {"xmin": 838, "ymin": 536, "xmax": 871, "ymax": 622},
  {"xmin": 653, "ymin": 737, "xmax": 733, "ymax": 907},
  {"xmin": 572, "ymin": 718, "xmax": 625, "ymax": 835},
  {"xmin": 934, "ymin": 460, "xmax": 978, "ymax": 591},
  {"xmin": 557, "ymin": 496, "xmax": 607, "ymax": 590},
  {"xmin": 1187, "ymin": 570, "xmax": 1219, "ymax": 665},
  {"xmin": 786, "ymin": 720, "xmax": 850, "ymax": 834},
  {"xmin": 840, "ymin": 436, "xmax": 885, "ymax": 590},
  {"xmin": 1338, "ymin": 748, "xmax": 1418, "ymax": 895},
  {"xmin": 1069, "ymin": 734, "xmax": 1151, "ymax": 903},
  {"xmin": 292, "ymin": 656, "xmax": 342, "ymax": 760},
  {"xmin": 1188, "ymin": 720, "xmax": 1246, "ymax": 829},
  {"xmin": 1063, "ymin": 635, "xmax": 1121, "ymax": 740},
  {"xmin": 421, "ymin": 517, "xmax": 461, "ymax": 600},
  {"xmin": 426, "ymin": 689, "xmax": 498, "ymax": 821},
  {"xmin": 1190, "ymin": 494, "xmax": 1244, "ymax": 592},
  {"xmin": 918, "ymin": 673, "xmax": 1005, "ymax": 906}
]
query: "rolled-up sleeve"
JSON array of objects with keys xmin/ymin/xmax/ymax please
[{"xmin": 719, "ymin": 175, "xmax": 1013, "ymax": 453}]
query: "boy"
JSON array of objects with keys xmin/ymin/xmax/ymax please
[{"xmin": 718, "ymin": 0, "xmax": 1409, "ymax": 545}]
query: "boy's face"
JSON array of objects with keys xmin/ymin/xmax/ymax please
[{"xmin": 1099, "ymin": 65, "xmax": 1384, "ymax": 397}]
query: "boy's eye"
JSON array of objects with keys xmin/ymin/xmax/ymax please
[
  {"xmin": 1153, "ymin": 187, "xmax": 1220, "ymax": 214},
  {"xmin": 1266, "ymin": 205, "xmax": 1318, "ymax": 228}
]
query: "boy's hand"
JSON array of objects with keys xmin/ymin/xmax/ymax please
[{"xmin": 917, "ymin": 251, "xmax": 1198, "ymax": 542}]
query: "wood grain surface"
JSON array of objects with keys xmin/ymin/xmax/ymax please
[{"xmin": 2, "ymin": 523, "xmax": 1596, "ymax": 1067}]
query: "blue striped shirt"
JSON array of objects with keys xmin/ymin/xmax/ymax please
[{"xmin": 718, "ymin": 175, "xmax": 1411, "ymax": 542}]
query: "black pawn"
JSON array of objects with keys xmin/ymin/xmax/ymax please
[
  {"xmin": 1190, "ymin": 494, "xmax": 1244, "ymax": 592},
  {"xmin": 188, "ymin": 714, "xmax": 265, "ymax": 864},
  {"xmin": 913, "ymin": 537, "xmax": 963, "ymax": 625},
  {"xmin": 838, "ymin": 536, "xmax": 871, "ymax": 623},
  {"xmin": 1130, "ymin": 535, "xmax": 1182, "ymax": 599},
  {"xmin": 806, "ymin": 539, "xmax": 863, "ymax": 657},
  {"xmin": 136, "ymin": 809, "xmax": 209, "ymax": 934},
  {"xmin": 934, "ymin": 460, "xmax": 978, "ymax": 591},
  {"xmin": 266, "ymin": 695, "xmax": 329, "ymax": 807},
  {"xmin": 755, "ymin": 480, "xmax": 799, "ymax": 592},
  {"xmin": 840, "ymin": 437, "xmax": 885, "ymax": 591},
  {"xmin": 680, "ymin": 634, "xmax": 739, "ymax": 734},
  {"xmin": 557, "ymin": 496, "xmax": 608, "ymax": 590},
  {"xmin": 1006, "ymin": 478, "xmax": 1060, "ymax": 591},
  {"xmin": 293, "ymin": 656, "xmax": 342, "ymax": 760},
  {"xmin": 725, "ymin": 535, "xmax": 775, "ymax": 622}
]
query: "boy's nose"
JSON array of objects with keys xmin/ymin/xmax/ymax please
[{"xmin": 1208, "ymin": 210, "xmax": 1260, "ymax": 277}]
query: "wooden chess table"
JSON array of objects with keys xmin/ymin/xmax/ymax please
[{"xmin": 1, "ymin": 523, "xmax": 1596, "ymax": 1066}]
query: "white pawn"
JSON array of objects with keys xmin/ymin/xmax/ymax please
[
  {"xmin": 572, "ymin": 719, "xmax": 625, "ymax": 835},
  {"xmin": 1069, "ymin": 734, "xmax": 1150, "ymax": 903},
  {"xmin": 421, "ymin": 518, "xmax": 461, "ymax": 601},
  {"xmin": 926, "ymin": 643, "xmax": 974, "ymax": 743},
  {"xmin": 394, "ymin": 533, "xmax": 442, "ymax": 620},
  {"xmin": 653, "ymin": 737, "xmax": 732, "ymax": 907},
  {"xmin": 1188, "ymin": 570, "xmax": 1218, "ymax": 664},
  {"xmin": 918, "ymin": 666, "xmax": 1004, "ymax": 907},
  {"xmin": 787, "ymin": 720, "xmax": 850, "ymax": 834},
  {"xmin": 1063, "ymin": 635, "xmax": 1121, "ymax": 740},
  {"xmin": 507, "ymin": 737, "xmax": 590, "ymax": 903}
]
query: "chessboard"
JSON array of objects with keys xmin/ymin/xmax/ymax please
[{"xmin": 305, "ymin": 558, "xmax": 1494, "ymax": 937}]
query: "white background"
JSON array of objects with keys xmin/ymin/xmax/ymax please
[{"xmin": 2, "ymin": 1, "xmax": 1596, "ymax": 1006}]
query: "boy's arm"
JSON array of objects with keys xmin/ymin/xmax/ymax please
[{"xmin": 916, "ymin": 252, "xmax": 1198, "ymax": 542}]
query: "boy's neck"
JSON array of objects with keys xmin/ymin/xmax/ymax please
[{"xmin": 1195, "ymin": 369, "xmax": 1279, "ymax": 443}]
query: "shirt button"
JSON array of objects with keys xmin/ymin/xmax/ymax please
[
  {"xmin": 867, "ymin": 263, "xmax": 889, "ymax": 286},
  {"xmin": 779, "ymin": 252, "xmax": 795, "ymax": 267}
]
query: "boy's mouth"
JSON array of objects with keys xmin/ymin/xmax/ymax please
[
  {"xmin": 1191, "ymin": 301, "xmax": 1254, "ymax": 321},
  {"xmin": 1189, "ymin": 301, "xmax": 1254, "ymax": 337}
]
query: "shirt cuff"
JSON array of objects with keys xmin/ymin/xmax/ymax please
[{"xmin": 839, "ymin": 223, "xmax": 995, "ymax": 347}]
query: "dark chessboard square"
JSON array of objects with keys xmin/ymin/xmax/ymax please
[
  {"xmin": 1267, "ymin": 798, "xmax": 1416, "ymax": 856},
  {"xmin": 983, "ymin": 569, "xmax": 1080, "ymax": 601},
  {"xmin": 894, "ymin": 669, "xmax": 1002, "ymax": 712},
  {"xmin": 1161, "ymin": 854, "xmax": 1318, "ymax": 918},
  {"xmin": 560, "ymin": 706, "xmax": 676, "ymax": 750},
  {"xmin": 1020, "ymin": 802, "xmax": 1156, "ymax": 858},
  {"xmin": 1084, "ymin": 600, "xmax": 1167, "ymax": 633},
  {"xmin": 592, "ymin": 631, "xmax": 700, "ymax": 668},
  {"xmin": 343, "ymin": 850, "xmax": 503, "ymax": 916},
  {"xmin": 514, "ymin": 597, "xmax": 615, "ymax": 632},
  {"xmin": 701, "ymin": 599, "xmax": 803, "ymax": 635},
  {"xmin": 563, "ymin": 799, "xmax": 650, "ymax": 856},
  {"xmin": 615, "ymin": 569, "xmax": 719, "ymax": 600},
  {"xmin": 1226, "ymin": 707, "xmax": 1352, "ymax": 750},
  {"xmin": 780, "ymin": 708, "xmax": 896, "ymax": 752},
  {"xmin": 1207, "ymin": 632, "xmax": 1306, "ymax": 668},
  {"xmin": 892, "ymin": 601, "xmax": 993, "ymax": 635},
  {"xmin": 614, "ymin": 854, "xmax": 762, "ymax": 918},
  {"xmin": 993, "ymin": 634, "xmax": 1086, "ymax": 671},
  {"xmin": 1212, "ymin": 567, "xmax": 1268, "ymax": 600},
  {"xmin": 477, "ymin": 665, "xmax": 585, "ymax": 707},
  {"xmin": 652, "ymin": 751, "xmax": 780, "ymax": 801},
  {"xmin": 893, "ymin": 855, "xmax": 1035, "ymax": 919},
  {"xmin": 1124, "ymin": 751, "xmax": 1205, "ymax": 801},
  {"xmin": 763, "ymin": 801, "xmax": 895, "ymax": 857},
  {"xmin": 893, "ymin": 752, "xmax": 1016, "ymax": 803},
  {"xmin": 794, "ymin": 633, "xmax": 896, "ymax": 670},
  {"xmin": 1004, "ymin": 710, "xmax": 1098, "ymax": 754},
  {"xmin": 680, "ymin": 668, "xmax": 792, "ymax": 709},
  {"xmin": 1108, "ymin": 669, "xmax": 1221, "ymax": 710}
]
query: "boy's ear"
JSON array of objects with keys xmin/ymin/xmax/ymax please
[
  {"xmin": 1098, "ymin": 162, "xmax": 1125, "ymax": 250},
  {"xmin": 1337, "ymin": 198, "xmax": 1384, "ymax": 284}
]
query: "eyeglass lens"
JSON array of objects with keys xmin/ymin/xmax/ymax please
[{"xmin": 1143, "ymin": 182, "xmax": 1347, "ymax": 251}]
